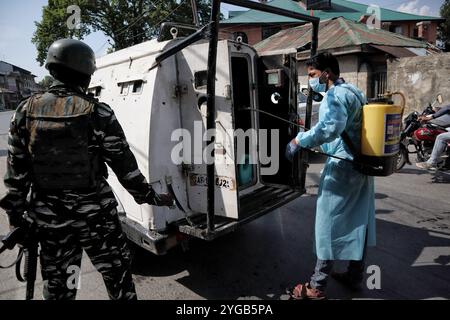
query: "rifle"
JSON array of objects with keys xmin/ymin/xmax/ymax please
[{"xmin": 0, "ymin": 221, "xmax": 39, "ymax": 300}]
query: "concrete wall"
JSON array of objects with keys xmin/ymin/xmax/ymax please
[
  {"xmin": 298, "ymin": 55, "xmax": 367, "ymax": 94},
  {"xmin": 219, "ymin": 25, "xmax": 263, "ymax": 45},
  {"xmin": 219, "ymin": 24, "xmax": 300, "ymax": 46},
  {"xmin": 387, "ymin": 53, "xmax": 450, "ymax": 114}
]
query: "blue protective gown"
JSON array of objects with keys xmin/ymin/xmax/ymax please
[{"xmin": 296, "ymin": 80, "xmax": 376, "ymax": 261}]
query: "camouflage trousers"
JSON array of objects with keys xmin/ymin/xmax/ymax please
[{"xmin": 30, "ymin": 185, "xmax": 137, "ymax": 300}]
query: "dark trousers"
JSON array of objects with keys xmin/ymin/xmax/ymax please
[
  {"xmin": 310, "ymin": 234, "xmax": 368, "ymax": 291},
  {"xmin": 309, "ymin": 258, "xmax": 366, "ymax": 291},
  {"xmin": 38, "ymin": 207, "xmax": 137, "ymax": 300}
]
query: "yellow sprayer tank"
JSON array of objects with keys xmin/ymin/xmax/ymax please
[{"xmin": 360, "ymin": 93, "xmax": 405, "ymax": 176}]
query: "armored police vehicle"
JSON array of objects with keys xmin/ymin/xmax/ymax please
[{"xmin": 88, "ymin": 0, "xmax": 320, "ymax": 254}]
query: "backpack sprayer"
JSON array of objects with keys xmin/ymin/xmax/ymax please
[{"xmin": 244, "ymin": 91, "xmax": 406, "ymax": 177}]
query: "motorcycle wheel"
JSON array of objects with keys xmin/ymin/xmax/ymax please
[
  {"xmin": 416, "ymin": 151, "xmax": 430, "ymax": 163},
  {"xmin": 396, "ymin": 149, "xmax": 408, "ymax": 171}
]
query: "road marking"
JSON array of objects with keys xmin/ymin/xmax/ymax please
[{"xmin": 412, "ymin": 246, "xmax": 450, "ymax": 267}]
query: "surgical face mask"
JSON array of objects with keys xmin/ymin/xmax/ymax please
[{"xmin": 309, "ymin": 77, "xmax": 327, "ymax": 93}]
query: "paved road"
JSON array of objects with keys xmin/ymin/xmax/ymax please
[{"xmin": 0, "ymin": 110, "xmax": 449, "ymax": 300}]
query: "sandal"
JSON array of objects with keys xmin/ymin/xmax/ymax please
[{"xmin": 287, "ymin": 283, "xmax": 326, "ymax": 300}]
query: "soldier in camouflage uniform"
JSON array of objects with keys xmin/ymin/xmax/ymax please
[{"xmin": 0, "ymin": 39, "xmax": 174, "ymax": 300}]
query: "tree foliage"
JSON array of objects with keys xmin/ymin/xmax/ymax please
[
  {"xmin": 439, "ymin": 0, "xmax": 450, "ymax": 51},
  {"xmin": 32, "ymin": 0, "xmax": 213, "ymax": 66},
  {"xmin": 38, "ymin": 75, "xmax": 55, "ymax": 90},
  {"xmin": 32, "ymin": 0, "xmax": 91, "ymax": 66}
]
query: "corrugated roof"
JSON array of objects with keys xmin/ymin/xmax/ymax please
[
  {"xmin": 371, "ymin": 45, "xmax": 418, "ymax": 58},
  {"xmin": 254, "ymin": 17, "xmax": 429, "ymax": 54},
  {"xmin": 221, "ymin": 0, "xmax": 444, "ymax": 24},
  {"xmin": 228, "ymin": 10, "xmax": 246, "ymax": 19}
]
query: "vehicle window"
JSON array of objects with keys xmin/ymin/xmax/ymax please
[
  {"xmin": 132, "ymin": 80, "xmax": 143, "ymax": 94},
  {"xmin": 194, "ymin": 70, "xmax": 208, "ymax": 89},
  {"xmin": 298, "ymin": 93, "xmax": 307, "ymax": 104},
  {"xmin": 119, "ymin": 83, "xmax": 129, "ymax": 95},
  {"xmin": 88, "ymin": 86, "xmax": 102, "ymax": 97}
]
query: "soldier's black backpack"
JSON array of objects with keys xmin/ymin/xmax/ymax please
[{"xmin": 25, "ymin": 88, "xmax": 103, "ymax": 190}]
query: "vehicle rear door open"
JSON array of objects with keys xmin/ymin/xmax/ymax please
[{"xmin": 256, "ymin": 53, "xmax": 306, "ymax": 191}]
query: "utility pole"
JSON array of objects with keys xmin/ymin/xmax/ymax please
[
  {"xmin": 191, "ymin": 0, "xmax": 200, "ymax": 27},
  {"xmin": 205, "ymin": 0, "xmax": 221, "ymax": 235}
]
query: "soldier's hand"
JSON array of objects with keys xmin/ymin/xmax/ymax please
[
  {"xmin": 7, "ymin": 214, "xmax": 26, "ymax": 232},
  {"xmin": 151, "ymin": 193, "xmax": 176, "ymax": 208},
  {"xmin": 145, "ymin": 187, "xmax": 175, "ymax": 207},
  {"xmin": 4, "ymin": 224, "xmax": 29, "ymax": 248},
  {"xmin": 148, "ymin": 192, "xmax": 175, "ymax": 208}
]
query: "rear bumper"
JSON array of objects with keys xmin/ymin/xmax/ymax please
[
  {"xmin": 119, "ymin": 214, "xmax": 177, "ymax": 255},
  {"xmin": 177, "ymin": 186, "xmax": 303, "ymax": 241},
  {"xmin": 119, "ymin": 185, "xmax": 303, "ymax": 253}
]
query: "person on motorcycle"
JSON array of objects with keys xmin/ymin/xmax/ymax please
[{"xmin": 416, "ymin": 104, "xmax": 450, "ymax": 170}]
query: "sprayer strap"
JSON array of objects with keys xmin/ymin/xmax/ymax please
[
  {"xmin": 341, "ymin": 131, "xmax": 360, "ymax": 159},
  {"xmin": 339, "ymin": 84, "xmax": 366, "ymax": 108},
  {"xmin": 337, "ymin": 85, "xmax": 366, "ymax": 160}
]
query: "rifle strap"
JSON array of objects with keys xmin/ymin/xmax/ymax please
[
  {"xmin": 16, "ymin": 248, "xmax": 26, "ymax": 282},
  {"xmin": 0, "ymin": 247, "xmax": 24, "ymax": 270}
]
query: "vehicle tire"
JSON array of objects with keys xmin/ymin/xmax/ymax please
[{"xmin": 396, "ymin": 149, "xmax": 407, "ymax": 171}]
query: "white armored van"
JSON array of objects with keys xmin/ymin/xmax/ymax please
[{"xmin": 88, "ymin": 1, "xmax": 320, "ymax": 255}]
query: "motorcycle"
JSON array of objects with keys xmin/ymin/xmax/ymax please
[{"xmin": 396, "ymin": 94, "xmax": 450, "ymax": 171}]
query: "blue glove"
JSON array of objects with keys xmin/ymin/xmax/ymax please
[{"xmin": 285, "ymin": 139, "xmax": 301, "ymax": 162}]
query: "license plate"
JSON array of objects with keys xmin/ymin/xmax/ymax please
[{"xmin": 190, "ymin": 174, "xmax": 236, "ymax": 191}]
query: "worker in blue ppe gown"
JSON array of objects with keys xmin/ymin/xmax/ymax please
[{"xmin": 286, "ymin": 53, "xmax": 376, "ymax": 300}]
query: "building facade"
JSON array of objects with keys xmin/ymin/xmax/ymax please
[
  {"xmin": 0, "ymin": 61, "xmax": 40, "ymax": 110},
  {"xmin": 220, "ymin": 0, "xmax": 444, "ymax": 46},
  {"xmin": 254, "ymin": 17, "xmax": 440, "ymax": 99}
]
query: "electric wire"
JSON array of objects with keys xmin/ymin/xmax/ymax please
[
  {"xmin": 122, "ymin": 0, "xmax": 189, "ymax": 42},
  {"xmin": 95, "ymin": 0, "xmax": 186, "ymax": 54}
]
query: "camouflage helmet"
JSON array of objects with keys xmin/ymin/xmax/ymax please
[{"xmin": 45, "ymin": 39, "xmax": 96, "ymax": 76}]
